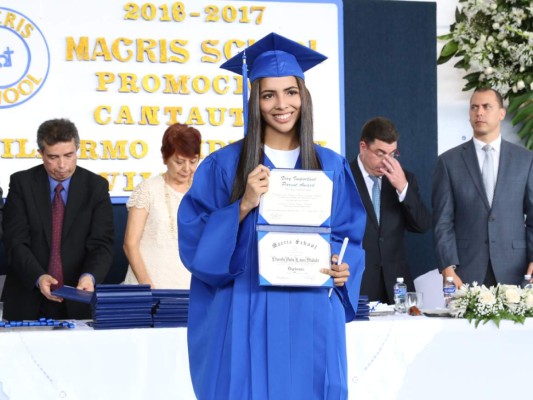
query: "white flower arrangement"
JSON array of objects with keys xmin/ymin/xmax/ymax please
[
  {"xmin": 449, "ymin": 282, "xmax": 533, "ymax": 327},
  {"xmin": 438, "ymin": 0, "xmax": 533, "ymax": 148}
]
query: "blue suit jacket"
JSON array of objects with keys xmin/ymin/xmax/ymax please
[{"xmin": 432, "ymin": 138, "xmax": 533, "ymax": 285}]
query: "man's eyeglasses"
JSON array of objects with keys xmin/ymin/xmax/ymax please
[{"xmin": 367, "ymin": 147, "xmax": 400, "ymax": 159}]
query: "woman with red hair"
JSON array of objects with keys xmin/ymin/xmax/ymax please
[{"xmin": 123, "ymin": 123, "xmax": 201, "ymax": 289}]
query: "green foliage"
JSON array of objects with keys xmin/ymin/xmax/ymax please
[
  {"xmin": 449, "ymin": 283, "xmax": 533, "ymax": 328},
  {"xmin": 437, "ymin": 1, "xmax": 533, "ymax": 148}
]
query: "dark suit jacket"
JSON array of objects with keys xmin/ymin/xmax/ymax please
[
  {"xmin": 350, "ymin": 160, "xmax": 431, "ymax": 304},
  {"xmin": 0, "ymin": 186, "xmax": 3, "ymax": 240},
  {"xmin": 1, "ymin": 165, "xmax": 114, "ymax": 320},
  {"xmin": 432, "ymin": 139, "xmax": 533, "ymax": 285}
]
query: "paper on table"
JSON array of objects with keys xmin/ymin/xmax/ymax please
[{"xmin": 369, "ymin": 302, "xmax": 395, "ymax": 316}]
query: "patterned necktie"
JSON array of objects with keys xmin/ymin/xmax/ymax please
[
  {"xmin": 48, "ymin": 183, "xmax": 65, "ymax": 289},
  {"xmin": 482, "ymin": 144, "xmax": 495, "ymax": 206},
  {"xmin": 369, "ymin": 175, "xmax": 381, "ymax": 224}
]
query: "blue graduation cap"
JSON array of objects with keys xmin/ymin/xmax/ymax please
[{"xmin": 220, "ymin": 32, "xmax": 327, "ymax": 135}]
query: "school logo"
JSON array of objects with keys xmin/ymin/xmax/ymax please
[{"xmin": 0, "ymin": 7, "xmax": 50, "ymax": 109}]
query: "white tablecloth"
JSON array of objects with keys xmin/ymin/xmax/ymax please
[
  {"xmin": 1, "ymin": 316, "xmax": 531, "ymax": 399},
  {"xmin": 347, "ymin": 315, "xmax": 533, "ymax": 399},
  {"xmin": 0, "ymin": 324, "xmax": 194, "ymax": 400}
]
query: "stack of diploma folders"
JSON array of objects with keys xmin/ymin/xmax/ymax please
[
  {"xmin": 51, "ymin": 284, "xmax": 190, "ymax": 329},
  {"xmin": 355, "ymin": 295, "xmax": 370, "ymax": 321},
  {"xmin": 151, "ymin": 289, "xmax": 189, "ymax": 328},
  {"xmin": 91, "ymin": 284, "xmax": 154, "ymax": 329}
]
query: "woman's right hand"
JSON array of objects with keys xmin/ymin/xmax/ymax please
[{"xmin": 239, "ymin": 164, "xmax": 270, "ymax": 222}]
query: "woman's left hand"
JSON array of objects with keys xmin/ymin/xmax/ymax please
[{"xmin": 321, "ymin": 256, "xmax": 350, "ymax": 287}]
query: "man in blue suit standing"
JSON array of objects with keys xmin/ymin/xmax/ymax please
[{"xmin": 433, "ymin": 87, "xmax": 533, "ymax": 288}]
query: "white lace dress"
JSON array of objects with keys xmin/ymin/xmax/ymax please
[{"xmin": 123, "ymin": 175, "xmax": 191, "ymax": 289}]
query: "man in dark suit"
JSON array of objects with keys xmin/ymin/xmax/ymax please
[
  {"xmin": 433, "ymin": 88, "xmax": 533, "ymax": 288},
  {"xmin": 1, "ymin": 119, "xmax": 114, "ymax": 320},
  {"xmin": 350, "ymin": 117, "xmax": 431, "ymax": 304}
]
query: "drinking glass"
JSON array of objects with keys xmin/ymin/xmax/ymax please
[{"xmin": 406, "ymin": 292, "xmax": 423, "ymax": 309}]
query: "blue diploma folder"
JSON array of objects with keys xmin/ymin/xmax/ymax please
[{"xmin": 51, "ymin": 286, "xmax": 94, "ymax": 304}]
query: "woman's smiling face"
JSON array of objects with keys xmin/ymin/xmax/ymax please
[{"xmin": 259, "ymin": 76, "xmax": 302, "ymax": 138}]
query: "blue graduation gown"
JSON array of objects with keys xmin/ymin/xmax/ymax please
[{"xmin": 178, "ymin": 140, "xmax": 366, "ymax": 400}]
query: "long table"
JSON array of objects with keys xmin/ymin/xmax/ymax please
[
  {"xmin": 346, "ymin": 315, "xmax": 532, "ymax": 399},
  {"xmin": 1, "ymin": 316, "xmax": 531, "ymax": 399}
]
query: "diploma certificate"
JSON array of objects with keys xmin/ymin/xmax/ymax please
[
  {"xmin": 258, "ymin": 231, "xmax": 333, "ymax": 287},
  {"xmin": 259, "ymin": 169, "xmax": 333, "ymax": 227}
]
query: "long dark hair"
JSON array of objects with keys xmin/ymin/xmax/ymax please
[{"xmin": 230, "ymin": 76, "xmax": 321, "ymax": 202}]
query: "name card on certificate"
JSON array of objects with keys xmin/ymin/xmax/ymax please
[
  {"xmin": 258, "ymin": 169, "xmax": 333, "ymax": 227},
  {"xmin": 257, "ymin": 169, "xmax": 334, "ymax": 287}
]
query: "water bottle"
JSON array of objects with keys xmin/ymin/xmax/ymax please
[
  {"xmin": 393, "ymin": 277, "xmax": 407, "ymax": 313},
  {"xmin": 443, "ymin": 276, "xmax": 456, "ymax": 308},
  {"xmin": 521, "ymin": 274, "xmax": 533, "ymax": 289}
]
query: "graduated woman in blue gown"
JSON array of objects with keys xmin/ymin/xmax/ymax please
[{"xmin": 178, "ymin": 33, "xmax": 366, "ymax": 400}]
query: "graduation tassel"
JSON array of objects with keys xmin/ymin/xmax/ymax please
[{"xmin": 242, "ymin": 50, "xmax": 248, "ymax": 137}]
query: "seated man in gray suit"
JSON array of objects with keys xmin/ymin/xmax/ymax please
[
  {"xmin": 2, "ymin": 119, "xmax": 114, "ymax": 320},
  {"xmin": 433, "ymin": 87, "xmax": 533, "ymax": 288}
]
